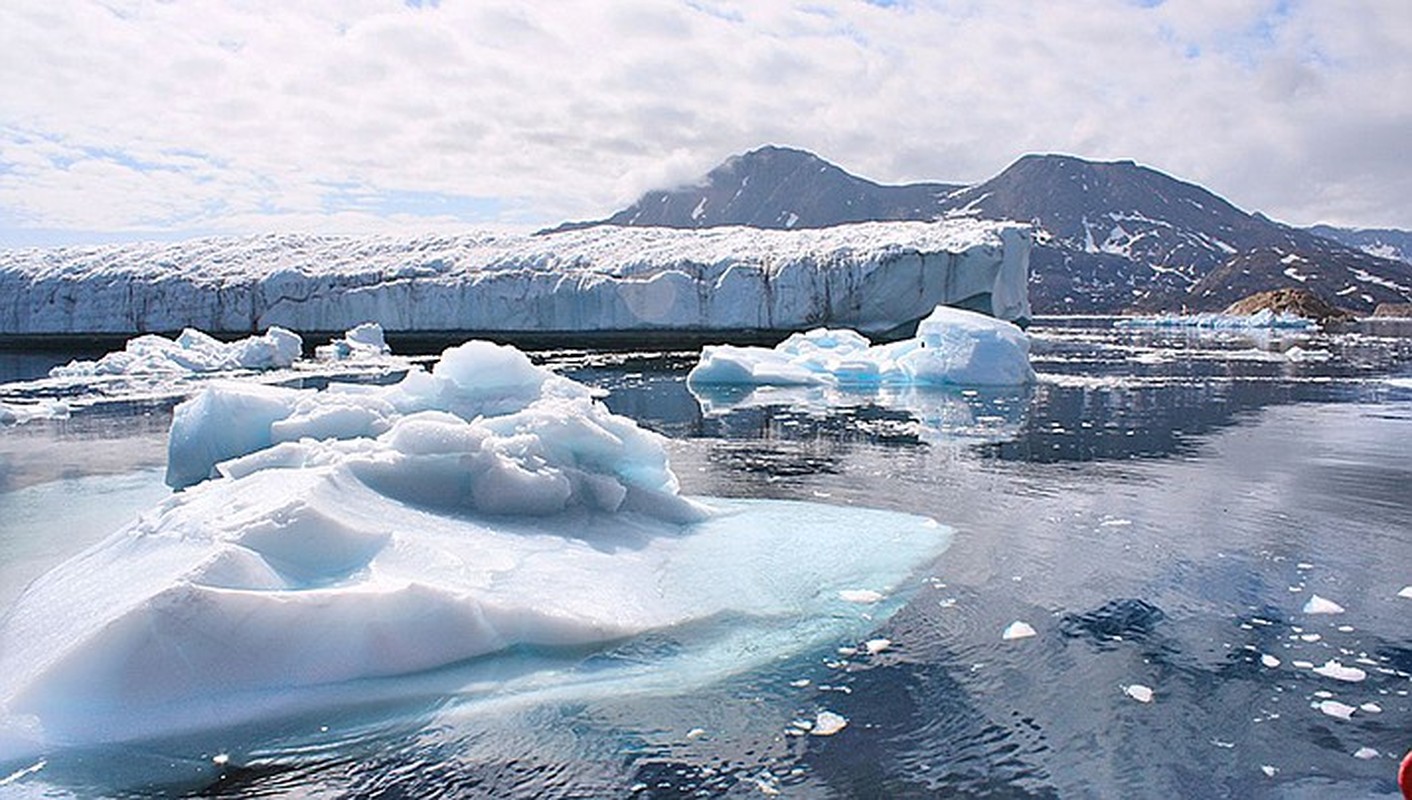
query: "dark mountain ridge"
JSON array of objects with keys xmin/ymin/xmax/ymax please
[{"xmin": 560, "ymin": 147, "xmax": 1412, "ymax": 315}]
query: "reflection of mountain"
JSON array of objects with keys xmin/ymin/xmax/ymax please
[{"xmin": 689, "ymin": 383, "xmax": 1033, "ymax": 447}]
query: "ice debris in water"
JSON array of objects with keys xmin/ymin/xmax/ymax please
[
  {"xmin": 1311, "ymin": 660, "xmax": 1367, "ymax": 683},
  {"xmin": 1002, "ymin": 621, "xmax": 1036, "ymax": 640},
  {"xmin": 1398, "ymin": 586, "xmax": 1412, "ymax": 599},
  {"xmin": 0, "ymin": 339, "xmax": 953, "ymax": 760},
  {"xmin": 810, "ymin": 711, "xmax": 848, "ymax": 736},
  {"xmin": 1302, "ymin": 594, "xmax": 1345, "ymax": 614},
  {"xmin": 1315, "ymin": 700, "xmax": 1357, "ymax": 720},
  {"xmin": 315, "ymin": 322, "xmax": 392, "ymax": 361},
  {"xmin": 50, "ymin": 327, "xmax": 302, "ymax": 377},
  {"xmin": 1260, "ymin": 765, "xmax": 1278, "ymax": 778},
  {"xmin": 1113, "ymin": 310, "xmax": 1317, "ymax": 330},
  {"xmin": 1123, "ymin": 684, "xmax": 1155, "ymax": 703},
  {"xmin": 1353, "ymin": 747, "xmax": 1379, "ymax": 760},
  {"xmin": 863, "ymin": 638, "xmax": 891, "ymax": 655},
  {"xmin": 0, "ymin": 399, "xmax": 70, "ymax": 426},
  {"xmin": 1260, "ymin": 654, "xmax": 1281, "ymax": 668},
  {"xmin": 687, "ymin": 305, "xmax": 1036, "ymax": 388}
]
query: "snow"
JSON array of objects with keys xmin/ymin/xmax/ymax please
[
  {"xmin": 1302, "ymin": 594, "xmax": 1346, "ymax": 614},
  {"xmin": 1115, "ymin": 310, "xmax": 1318, "ymax": 331},
  {"xmin": 0, "ymin": 221, "xmax": 1033, "ymax": 337},
  {"xmin": 687, "ymin": 306, "xmax": 1036, "ymax": 388},
  {"xmin": 49, "ymin": 327, "xmax": 302, "ymax": 377},
  {"xmin": 0, "ymin": 339, "xmax": 952, "ymax": 758}
]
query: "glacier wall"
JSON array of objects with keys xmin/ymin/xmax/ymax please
[{"xmin": 0, "ymin": 221, "xmax": 1031, "ymax": 337}]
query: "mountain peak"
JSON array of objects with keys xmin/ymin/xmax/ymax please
[{"xmin": 554, "ymin": 147, "xmax": 960, "ymax": 232}]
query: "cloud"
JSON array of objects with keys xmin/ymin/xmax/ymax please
[{"xmin": 0, "ymin": 0, "xmax": 1408, "ymax": 245}]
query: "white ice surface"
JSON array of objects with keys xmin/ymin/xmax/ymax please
[
  {"xmin": 0, "ymin": 340, "xmax": 951, "ymax": 760},
  {"xmin": 315, "ymin": 322, "xmax": 392, "ymax": 361},
  {"xmin": 0, "ymin": 222, "xmax": 1032, "ymax": 336},
  {"xmin": 1114, "ymin": 310, "xmax": 1318, "ymax": 331},
  {"xmin": 50, "ymin": 327, "xmax": 302, "ymax": 377},
  {"xmin": 687, "ymin": 305, "xmax": 1036, "ymax": 389}
]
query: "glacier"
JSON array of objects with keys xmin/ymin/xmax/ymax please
[
  {"xmin": 0, "ymin": 221, "xmax": 1031, "ymax": 338},
  {"xmin": 1113, "ymin": 310, "xmax": 1318, "ymax": 331},
  {"xmin": 687, "ymin": 305, "xmax": 1037, "ymax": 388},
  {"xmin": 0, "ymin": 340, "xmax": 951, "ymax": 764}
]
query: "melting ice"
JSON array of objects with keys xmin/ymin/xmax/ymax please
[
  {"xmin": 0, "ymin": 340, "xmax": 950, "ymax": 765},
  {"xmin": 687, "ymin": 305, "xmax": 1036, "ymax": 388}
]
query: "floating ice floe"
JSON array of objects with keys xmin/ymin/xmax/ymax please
[
  {"xmin": 1002, "ymin": 621, "xmax": 1037, "ymax": 640},
  {"xmin": 687, "ymin": 306, "xmax": 1037, "ymax": 389},
  {"xmin": 1123, "ymin": 684, "xmax": 1155, "ymax": 703},
  {"xmin": 0, "ymin": 340, "xmax": 952, "ymax": 761},
  {"xmin": 1397, "ymin": 586, "xmax": 1412, "ymax": 599},
  {"xmin": 1302, "ymin": 594, "xmax": 1346, "ymax": 614},
  {"xmin": 1113, "ymin": 310, "xmax": 1318, "ymax": 331},
  {"xmin": 0, "ymin": 399, "xmax": 70, "ymax": 426},
  {"xmin": 810, "ymin": 711, "xmax": 849, "ymax": 736},
  {"xmin": 50, "ymin": 327, "xmax": 302, "ymax": 377},
  {"xmin": 315, "ymin": 322, "xmax": 393, "ymax": 361},
  {"xmin": 1315, "ymin": 700, "xmax": 1357, "ymax": 720},
  {"xmin": 1311, "ymin": 659, "xmax": 1367, "ymax": 683}
]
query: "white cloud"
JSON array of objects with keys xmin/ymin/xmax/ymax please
[{"xmin": 0, "ymin": 0, "xmax": 1408, "ymax": 244}]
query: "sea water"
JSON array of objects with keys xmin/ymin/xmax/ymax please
[{"xmin": 0, "ymin": 319, "xmax": 1409, "ymax": 798}]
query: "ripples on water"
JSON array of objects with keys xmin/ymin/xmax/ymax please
[{"xmin": 1, "ymin": 320, "xmax": 1411, "ymax": 798}]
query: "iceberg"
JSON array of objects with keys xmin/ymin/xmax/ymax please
[
  {"xmin": 0, "ymin": 221, "xmax": 1031, "ymax": 337},
  {"xmin": 315, "ymin": 321, "xmax": 393, "ymax": 361},
  {"xmin": 49, "ymin": 327, "xmax": 302, "ymax": 377},
  {"xmin": 687, "ymin": 305, "xmax": 1037, "ymax": 388},
  {"xmin": 0, "ymin": 340, "xmax": 951, "ymax": 763}
]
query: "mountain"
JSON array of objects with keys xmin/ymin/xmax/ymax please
[
  {"xmin": 1306, "ymin": 225, "xmax": 1412, "ymax": 265},
  {"xmin": 948, "ymin": 154, "xmax": 1412, "ymax": 314},
  {"xmin": 566, "ymin": 148, "xmax": 1412, "ymax": 315},
  {"xmin": 553, "ymin": 145, "xmax": 961, "ymax": 232}
]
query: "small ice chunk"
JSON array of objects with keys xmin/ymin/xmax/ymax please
[
  {"xmin": 1002, "ymin": 621, "xmax": 1036, "ymax": 640},
  {"xmin": 1397, "ymin": 586, "xmax": 1412, "ymax": 599},
  {"xmin": 1312, "ymin": 660, "xmax": 1367, "ymax": 683},
  {"xmin": 1315, "ymin": 700, "xmax": 1356, "ymax": 720},
  {"xmin": 686, "ymin": 728, "xmax": 706, "ymax": 740},
  {"xmin": 1260, "ymin": 654, "xmax": 1280, "ymax": 668},
  {"xmin": 864, "ymin": 638, "xmax": 891, "ymax": 655},
  {"xmin": 810, "ymin": 711, "xmax": 848, "ymax": 736},
  {"xmin": 789, "ymin": 679, "xmax": 811, "ymax": 688},
  {"xmin": 1358, "ymin": 702, "xmax": 1381, "ymax": 713},
  {"xmin": 1302, "ymin": 595, "xmax": 1345, "ymax": 614},
  {"xmin": 1292, "ymin": 660, "xmax": 1315, "ymax": 669},
  {"xmin": 1260, "ymin": 765, "xmax": 1278, "ymax": 777},
  {"xmin": 1123, "ymin": 684, "xmax": 1154, "ymax": 703},
  {"xmin": 1352, "ymin": 747, "xmax": 1379, "ymax": 760},
  {"xmin": 839, "ymin": 589, "xmax": 885, "ymax": 604},
  {"xmin": 1300, "ymin": 633, "xmax": 1322, "ymax": 642}
]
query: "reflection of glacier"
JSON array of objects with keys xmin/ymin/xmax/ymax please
[
  {"xmin": 1114, "ymin": 311, "xmax": 1317, "ymax": 331},
  {"xmin": 0, "ymin": 340, "xmax": 949, "ymax": 767},
  {"xmin": 0, "ymin": 221, "xmax": 1030, "ymax": 337},
  {"xmin": 691, "ymin": 383, "xmax": 1033, "ymax": 446}
]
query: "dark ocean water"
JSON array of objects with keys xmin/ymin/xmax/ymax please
[{"xmin": 1, "ymin": 320, "xmax": 1410, "ymax": 798}]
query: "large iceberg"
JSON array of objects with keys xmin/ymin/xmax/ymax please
[
  {"xmin": 0, "ymin": 341, "xmax": 950, "ymax": 763},
  {"xmin": 688, "ymin": 305, "xmax": 1037, "ymax": 388},
  {"xmin": 0, "ymin": 221, "xmax": 1031, "ymax": 337}
]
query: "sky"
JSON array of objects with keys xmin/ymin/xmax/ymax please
[{"xmin": 1, "ymin": 0, "xmax": 1409, "ymax": 248}]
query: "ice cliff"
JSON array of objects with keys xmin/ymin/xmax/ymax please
[{"xmin": 0, "ymin": 221, "xmax": 1031, "ymax": 337}]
